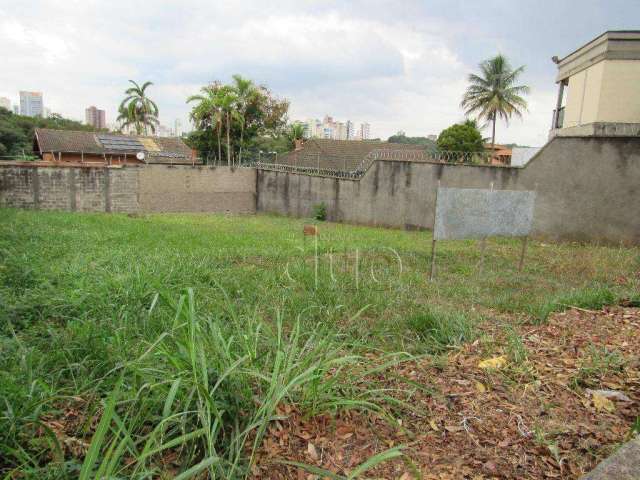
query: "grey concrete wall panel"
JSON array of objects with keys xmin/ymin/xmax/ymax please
[{"xmin": 433, "ymin": 188, "xmax": 536, "ymax": 240}]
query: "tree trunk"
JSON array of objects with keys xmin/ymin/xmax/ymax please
[
  {"xmin": 217, "ymin": 122, "xmax": 222, "ymax": 165},
  {"xmin": 491, "ymin": 114, "xmax": 496, "ymax": 149},
  {"xmin": 226, "ymin": 112, "xmax": 231, "ymax": 167},
  {"xmin": 238, "ymin": 121, "xmax": 244, "ymax": 166}
]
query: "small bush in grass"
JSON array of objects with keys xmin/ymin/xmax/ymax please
[
  {"xmin": 312, "ymin": 202, "xmax": 327, "ymax": 221},
  {"xmin": 407, "ymin": 307, "xmax": 475, "ymax": 350}
]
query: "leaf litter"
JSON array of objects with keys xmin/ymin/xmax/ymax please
[{"xmin": 252, "ymin": 306, "xmax": 640, "ymax": 479}]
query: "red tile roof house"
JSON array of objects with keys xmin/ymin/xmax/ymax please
[
  {"xmin": 484, "ymin": 143, "xmax": 513, "ymax": 165},
  {"xmin": 33, "ymin": 128, "xmax": 199, "ymax": 165},
  {"xmin": 274, "ymin": 138, "xmax": 429, "ymax": 172}
]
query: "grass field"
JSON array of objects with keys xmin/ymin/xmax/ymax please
[{"xmin": 1, "ymin": 208, "xmax": 638, "ymax": 478}]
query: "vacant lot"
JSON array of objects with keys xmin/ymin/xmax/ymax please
[{"xmin": 1, "ymin": 208, "xmax": 638, "ymax": 479}]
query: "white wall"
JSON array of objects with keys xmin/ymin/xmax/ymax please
[{"xmin": 511, "ymin": 147, "xmax": 541, "ymax": 167}]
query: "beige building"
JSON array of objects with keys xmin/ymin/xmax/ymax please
[
  {"xmin": 85, "ymin": 106, "xmax": 106, "ymax": 129},
  {"xmin": 552, "ymin": 31, "xmax": 640, "ymax": 130}
]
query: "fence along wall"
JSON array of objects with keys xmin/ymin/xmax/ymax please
[
  {"xmin": 0, "ymin": 164, "xmax": 257, "ymax": 214},
  {"xmin": 257, "ymin": 136, "xmax": 640, "ymax": 245}
]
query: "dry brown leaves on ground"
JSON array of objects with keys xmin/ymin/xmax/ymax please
[{"xmin": 252, "ymin": 307, "xmax": 640, "ymax": 479}]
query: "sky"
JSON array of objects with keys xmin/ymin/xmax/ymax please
[{"xmin": 0, "ymin": 0, "xmax": 637, "ymax": 146}]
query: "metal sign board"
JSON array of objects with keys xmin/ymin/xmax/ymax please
[{"xmin": 434, "ymin": 188, "xmax": 536, "ymax": 240}]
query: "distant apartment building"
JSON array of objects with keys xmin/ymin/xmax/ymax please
[
  {"xmin": 12, "ymin": 105, "xmax": 19, "ymax": 114},
  {"xmin": 174, "ymin": 119, "xmax": 182, "ymax": 137},
  {"xmin": 85, "ymin": 106, "xmax": 106, "ymax": 129},
  {"xmin": 346, "ymin": 120, "xmax": 355, "ymax": 140},
  {"xmin": 359, "ymin": 122, "xmax": 370, "ymax": 140},
  {"xmin": 301, "ymin": 115, "xmax": 370, "ymax": 141},
  {"xmin": 19, "ymin": 91, "xmax": 44, "ymax": 117},
  {"xmin": 156, "ymin": 124, "xmax": 173, "ymax": 137},
  {"xmin": 334, "ymin": 122, "xmax": 348, "ymax": 140},
  {"xmin": 0, "ymin": 97, "xmax": 11, "ymax": 111}
]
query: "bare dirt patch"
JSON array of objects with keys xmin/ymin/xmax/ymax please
[{"xmin": 253, "ymin": 307, "xmax": 640, "ymax": 479}]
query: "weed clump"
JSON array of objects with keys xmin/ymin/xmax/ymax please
[
  {"xmin": 407, "ymin": 307, "xmax": 475, "ymax": 351},
  {"xmin": 312, "ymin": 202, "xmax": 327, "ymax": 221}
]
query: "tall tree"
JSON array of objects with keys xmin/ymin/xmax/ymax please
[
  {"xmin": 187, "ymin": 84, "xmax": 224, "ymax": 163},
  {"xmin": 215, "ymin": 86, "xmax": 240, "ymax": 166},
  {"xmin": 437, "ymin": 120, "xmax": 484, "ymax": 160},
  {"xmin": 231, "ymin": 74, "xmax": 258, "ymax": 165},
  {"xmin": 117, "ymin": 80, "xmax": 159, "ymax": 135},
  {"xmin": 186, "ymin": 76, "xmax": 289, "ymax": 162},
  {"xmin": 461, "ymin": 55, "xmax": 529, "ymax": 148}
]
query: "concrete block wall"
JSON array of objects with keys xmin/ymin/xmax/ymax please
[
  {"xmin": 2, "ymin": 135, "xmax": 639, "ymax": 244},
  {"xmin": 138, "ymin": 165, "xmax": 256, "ymax": 213},
  {"xmin": 0, "ymin": 165, "xmax": 139, "ymax": 213},
  {"xmin": 0, "ymin": 167, "xmax": 38, "ymax": 208},
  {"xmin": 0, "ymin": 164, "xmax": 256, "ymax": 215},
  {"xmin": 257, "ymin": 136, "xmax": 640, "ymax": 245}
]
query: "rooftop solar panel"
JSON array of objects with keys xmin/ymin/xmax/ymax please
[{"xmin": 97, "ymin": 134, "xmax": 145, "ymax": 152}]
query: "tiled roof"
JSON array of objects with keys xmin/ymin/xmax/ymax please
[
  {"xmin": 35, "ymin": 129, "xmax": 104, "ymax": 154},
  {"xmin": 484, "ymin": 144, "xmax": 510, "ymax": 151},
  {"xmin": 34, "ymin": 128, "xmax": 195, "ymax": 163},
  {"xmin": 278, "ymin": 139, "xmax": 420, "ymax": 171}
]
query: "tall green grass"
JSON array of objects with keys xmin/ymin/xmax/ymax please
[
  {"xmin": 1, "ymin": 208, "xmax": 638, "ymax": 477},
  {"xmin": 407, "ymin": 307, "xmax": 476, "ymax": 351},
  {"xmin": 2, "ymin": 286, "xmax": 406, "ymax": 478}
]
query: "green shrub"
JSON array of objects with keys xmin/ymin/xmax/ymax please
[
  {"xmin": 312, "ymin": 202, "xmax": 327, "ymax": 221},
  {"xmin": 436, "ymin": 120, "xmax": 484, "ymax": 157}
]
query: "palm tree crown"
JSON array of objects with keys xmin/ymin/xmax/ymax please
[
  {"xmin": 288, "ymin": 123, "xmax": 305, "ymax": 143},
  {"xmin": 118, "ymin": 80, "xmax": 159, "ymax": 136},
  {"xmin": 461, "ymin": 55, "xmax": 529, "ymax": 147},
  {"xmin": 187, "ymin": 84, "xmax": 239, "ymax": 166}
]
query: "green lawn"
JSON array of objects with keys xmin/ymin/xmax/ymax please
[{"xmin": 1, "ymin": 208, "xmax": 638, "ymax": 478}]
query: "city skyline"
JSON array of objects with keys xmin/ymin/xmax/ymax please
[{"xmin": 302, "ymin": 115, "xmax": 371, "ymax": 141}]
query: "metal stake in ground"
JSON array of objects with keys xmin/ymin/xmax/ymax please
[
  {"xmin": 478, "ymin": 237, "xmax": 487, "ymax": 276},
  {"xmin": 518, "ymin": 236, "xmax": 529, "ymax": 272}
]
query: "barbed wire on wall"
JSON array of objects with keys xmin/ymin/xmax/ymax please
[
  {"xmin": 2, "ymin": 148, "xmax": 496, "ymax": 177},
  {"xmin": 255, "ymin": 149, "xmax": 496, "ymax": 179}
]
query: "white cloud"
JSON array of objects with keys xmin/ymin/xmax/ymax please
[{"xmin": 0, "ymin": 0, "xmax": 559, "ymax": 145}]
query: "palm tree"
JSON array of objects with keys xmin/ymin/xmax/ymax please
[
  {"xmin": 288, "ymin": 123, "xmax": 305, "ymax": 147},
  {"xmin": 461, "ymin": 55, "xmax": 529, "ymax": 148},
  {"xmin": 118, "ymin": 80, "xmax": 159, "ymax": 135},
  {"xmin": 231, "ymin": 75, "xmax": 258, "ymax": 165},
  {"xmin": 187, "ymin": 84, "xmax": 224, "ymax": 163},
  {"xmin": 216, "ymin": 86, "xmax": 240, "ymax": 167}
]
